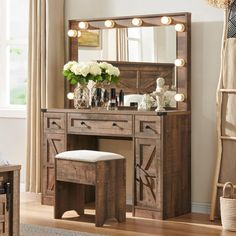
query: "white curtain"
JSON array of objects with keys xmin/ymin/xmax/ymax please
[
  {"xmin": 26, "ymin": 0, "xmax": 65, "ymax": 193},
  {"xmin": 116, "ymin": 28, "xmax": 128, "ymax": 61}
]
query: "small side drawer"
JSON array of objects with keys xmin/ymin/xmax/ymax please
[
  {"xmin": 44, "ymin": 113, "xmax": 65, "ymax": 133},
  {"xmin": 68, "ymin": 113, "xmax": 133, "ymax": 136},
  {"xmin": 135, "ymin": 115, "xmax": 161, "ymax": 138},
  {"xmin": 56, "ymin": 159, "xmax": 96, "ymax": 185}
]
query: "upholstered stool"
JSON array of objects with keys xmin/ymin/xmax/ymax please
[{"xmin": 54, "ymin": 150, "xmax": 126, "ymax": 227}]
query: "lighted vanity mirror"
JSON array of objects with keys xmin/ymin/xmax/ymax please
[
  {"xmin": 77, "ymin": 26, "xmax": 176, "ymax": 64},
  {"xmin": 67, "ymin": 13, "xmax": 191, "ymax": 111}
]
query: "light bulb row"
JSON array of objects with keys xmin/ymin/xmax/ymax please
[{"xmin": 67, "ymin": 16, "xmax": 185, "ymax": 37}]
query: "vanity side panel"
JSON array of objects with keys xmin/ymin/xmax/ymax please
[{"xmin": 162, "ymin": 114, "xmax": 191, "ymax": 219}]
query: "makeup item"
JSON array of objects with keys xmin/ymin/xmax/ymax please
[
  {"xmin": 103, "ymin": 89, "xmax": 109, "ymax": 108},
  {"xmin": 130, "ymin": 102, "xmax": 138, "ymax": 108},
  {"xmin": 95, "ymin": 88, "xmax": 103, "ymax": 107},
  {"xmin": 109, "ymin": 88, "xmax": 117, "ymax": 110},
  {"xmin": 119, "ymin": 90, "xmax": 124, "ymax": 106},
  {"xmin": 91, "ymin": 96, "xmax": 96, "ymax": 108}
]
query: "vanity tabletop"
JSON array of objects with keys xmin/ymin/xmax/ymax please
[
  {"xmin": 0, "ymin": 165, "xmax": 21, "ymax": 173},
  {"xmin": 42, "ymin": 108, "xmax": 190, "ymax": 116}
]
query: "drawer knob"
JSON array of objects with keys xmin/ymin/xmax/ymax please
[
  {"xmin": 51, "ymin": 121, "xmax": 61, "ymax": 128},
  {"xmin": 112, "ymin": 123, "xmax": 123, "ymax": 130},
  {"xmin": 81, "ymin": 121, "xmax": 90, "ymax": 129}
]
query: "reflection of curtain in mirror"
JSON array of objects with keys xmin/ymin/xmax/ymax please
[{"xmin": 116, "ymin": 28, "xmax": 128, "ymax": 61}]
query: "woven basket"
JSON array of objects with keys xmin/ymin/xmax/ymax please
[{"xmin": 220, "ymin": 182, "xmax": 236, "ymax": 231}]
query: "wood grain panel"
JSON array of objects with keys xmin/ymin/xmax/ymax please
[
  {"xmin": 42, "ymin": 133, "xmax": 66, "ymax": 205},
  {"xmin": 68, "ymin": 113, "xmax": 133, "ymax": 136},
  {"xmin": 135, "ymin": 115, "xmax": 161, "ymax": 138},
  {"xmin": 44, "ymin": 113, "xmax": 66, "ymax": 133},
  {"xmin": 56, "ymin": 160, "xmax": 96, "ymax": 185},
  {"xmin": 134, "ymin": 138, "xmax": 161, "ymax": 210}
]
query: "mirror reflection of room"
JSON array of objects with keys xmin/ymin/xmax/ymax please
[{"xmin": 78, "ymin": 26, "xmax": 176, "ymax": 64}]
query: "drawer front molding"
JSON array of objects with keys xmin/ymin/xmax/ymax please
[
  {"xmin": 68, "ymin": 113, "xmax": 133, "ymax": 136},
  {"xmin": 44, "ymin": 113, "xmax": 66, "ymax": 133},
  {"xmin": 135, "ymin": 115, "xmax": 161, "ymax": 138}
]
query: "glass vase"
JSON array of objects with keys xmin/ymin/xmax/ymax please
[{"xmin": 73, "ymin": 83, "xmax": 90, "ymax": 109}]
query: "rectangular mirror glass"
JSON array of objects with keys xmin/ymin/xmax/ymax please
[
  {"xmin": 77, "ymin": 26, "xmax": 177, "ymax": 108},
  {"xmin": 77, "ymin": 26, "xmax": 176, "ymax": 64}
]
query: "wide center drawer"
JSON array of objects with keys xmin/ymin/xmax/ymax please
[
  {"xmin": 56, "ymin": 159, "xmax": 96, "ymax": 185},
  {"xmin": 68, "ymin": 113, "xmax": 133, "ymax": 136}
]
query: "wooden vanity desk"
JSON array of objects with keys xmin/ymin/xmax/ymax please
[
  {"xmin": 41, "ymin": 12, "xmax": 191, "ymax": 220},
  {"xmin": 41, "ymin": 108, "xmax": 191, "ymax": 219}
]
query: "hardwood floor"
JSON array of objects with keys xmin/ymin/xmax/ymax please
[{"xmin": 20, "ymin": 193, "xmax": 234, "ymax": 236}]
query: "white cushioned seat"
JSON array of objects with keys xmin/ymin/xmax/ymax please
[{"xmin": 55, "ymin": 150, "xmax": 125, "ymax": 162}]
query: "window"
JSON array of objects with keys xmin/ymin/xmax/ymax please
[
  {"xmin": 0, "ymin": 0, "xmax": 28, "ymax": 113},
  {"xmin": 127, "ymin": 28, "xmax": 142, "ymax": 62}
]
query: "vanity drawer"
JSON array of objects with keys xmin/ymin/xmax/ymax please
[
  {"xmin": 135, "ymin": 115, "xmax": 161, "ymax": 138},
  {"xmin": 44, "ymin": 113, "xmax": 66, "ymax": 133},
  {"xmin": 56, "ymin": 159, "xmax": 96, "ymax": 185},
  {"xmin": 68, "ymin": 113, "xmax": 133, "ymax": 136}
]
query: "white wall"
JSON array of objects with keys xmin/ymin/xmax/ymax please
[
  {"xmin": 0, "ymin": 117, "xmax": 26, "ymax": 184},
  {"xmin": 65, "ymin": 0, "xmax": 224, "ymax": 209}
]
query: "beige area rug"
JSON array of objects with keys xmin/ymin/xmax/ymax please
[{"xmin": 20, "ymin": 224, "xmax": 105, "ymax": 236}]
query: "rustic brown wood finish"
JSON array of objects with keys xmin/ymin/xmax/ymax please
[
  {"xmin": 41, "ymin": 109, "xmax": 191, "ymax": 220},
  {"xmin": 41, "ymin": 12, "xmax": 191, "ymax": 221},
  {"xmin": 55, "ymin": 158, "xmax": 126, "ymax": 227},
  {"xmin": 0, "ymin": 165, "xmax": 21, "ymax": 236}
]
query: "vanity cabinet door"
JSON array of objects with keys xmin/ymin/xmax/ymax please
[
  {"xmin": 134, "ymin": 138, "xmax": 162, "ymax": 216},
  {"xmin": 42, "ymin": 133, "xmax": 66, "ymax": 205}
]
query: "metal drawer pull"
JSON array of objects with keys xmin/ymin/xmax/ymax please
[
  {"xmin": 112, "ymin": 122, "xmax": 123, "ymax": 130},
  {"xmin": 81, "ymin": 121, "xmax": 90, "ymax": 129},
  {"xmin": 145, "ymin": 125, "xmax": 157, "ymax": 133},
  {"xmin": 51, "ymin": 121, "xmax": 61, "ymax": 128}
]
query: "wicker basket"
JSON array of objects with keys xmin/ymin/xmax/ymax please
[{"xmin": 220, "ymin": 182, "xmax": 236, "ymax": 231}]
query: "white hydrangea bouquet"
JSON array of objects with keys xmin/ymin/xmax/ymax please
[{"xmin": 63, "ymin": 61, "xmax": 120, "ymax": 85}]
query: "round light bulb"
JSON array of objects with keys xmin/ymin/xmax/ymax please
[
  {"xmin": 77, "ymin": 31, "xmax": 82, "ymax": 37},
  {"xmin": 67, "ymin": 92, "xmax": 74, "ymax": 100},
  {"xmin": 104, "ymin": 20, "xmax": 115, "ymax": 28},
  {"xmin": 175, "ymin": 59, "xmax": 185, "ymax": 67},
  {"xmin": 161, "ymin": 16, "xmax": 172, "ymax": 25},
  {"xmin": 174, "ymin": 94, "xmax": 185, "ymax": 102},
  {"xmin": 78, "ymin": 21, "xmax": 89, "ymax": 29},
  {"xmin": 132, "ymin": 18, "xmax": 142, "ymax": 26},
  {"xmin": 67, "ymin": 30, "xmax": 77, "ymax": 37},
  {"xmin": 175, "ymin": 23, "xmax": 185, "ymax": 32}
]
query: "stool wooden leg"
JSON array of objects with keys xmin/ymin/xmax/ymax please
[
  {"xmin": 95, "ymin": 164, "xmax": 106, "ymax": 227},
  {"xmin": 54, "ymin": 181, "xmax": 85, "ymax": 219},
  {"xmin": 95, "ymin": 160, "xmax": 126, "ymax": 227},
  {"xmin": 115, "ymin": 159, "xmax": 126, "ymax": 223}
]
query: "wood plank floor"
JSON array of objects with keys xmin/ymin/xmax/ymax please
[{"xmin": 20, "ymin": 194, "xmax": 235, "ymax": 236}]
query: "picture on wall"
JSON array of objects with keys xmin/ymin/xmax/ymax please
[{"xmin": 78, "ymin": 30, "xmax": 101, "ymax": 47}]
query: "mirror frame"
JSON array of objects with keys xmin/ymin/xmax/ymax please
[{"xmin": 67, "ymin": 12, "xmax": 191, "ymax": 111}]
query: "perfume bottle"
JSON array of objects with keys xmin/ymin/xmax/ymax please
[
  {"xmin": 95, "ymin": 88, "xmax": 103, "ymax": 107},
  {"xmin": 103, "ymin": 89, "xmax": 109, "ymax": 108},
  {"xmin": 119, "ymin": 90, "xmax": 124, "ymax": 106},
  {"xmin": 109, "ymin": 88, "xmax": 117, "ymax": 110}
]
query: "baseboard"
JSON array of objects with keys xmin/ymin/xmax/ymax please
[
  {"xmin": 191, "ymin": 202, "xmax": 211, "ymax": 214},
  {"xmin": 127, "ymin": 199, "xmax": 211, "ymax": 215}
]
